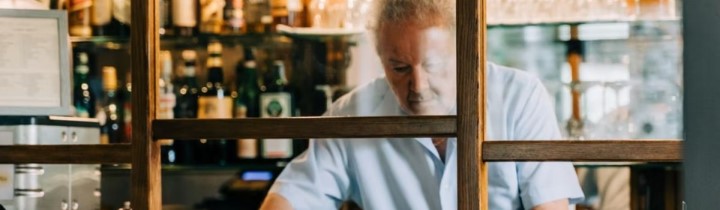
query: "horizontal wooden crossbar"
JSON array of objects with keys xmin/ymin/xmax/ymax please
[
  {"xmin": 483, "ymin": 140, "xmax": 682, "ymax": 162},
  {"xmin": 0, "ymin": 144, "xmax": 132, "ymax": 164},
  {"xmin": 153, "ymin": 116, "xmax": 457, "ymax": 139}
]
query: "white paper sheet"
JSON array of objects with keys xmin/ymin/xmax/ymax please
[{"xmin": 0, "ymin": 16, "xmax": 61, "ymax": 107}]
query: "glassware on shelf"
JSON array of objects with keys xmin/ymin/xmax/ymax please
[
  {"xmin": 591, "ymin": 81, "xmax": 636, "ymax": 139},
  {"xmin": 308, "ymin": 0, "xmax": 347, "ymax": 29},
  {"xmin": 487, "ymin": 0, "xmax": 679, "ymax": 25},
  {"xmin": 564, "ymin": 81, "xmax": 603, "ymax": 140}
]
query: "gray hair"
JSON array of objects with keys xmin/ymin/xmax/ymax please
[{"xmin": 369, "ymin": 0, "xmax": 456, "ymax": 32}]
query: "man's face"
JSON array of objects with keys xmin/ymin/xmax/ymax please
[{"xmin": 376, "ymin": 22, "xmax": 457, "ymax": 115}]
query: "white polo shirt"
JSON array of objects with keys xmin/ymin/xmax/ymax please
[{"xmin": 269, "ymin": 63, "xmax": 584, "ymax": 210}]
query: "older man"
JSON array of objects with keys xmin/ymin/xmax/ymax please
[{"xmin": 261, "ymin": 0, "xmax": 584, "ymax": 209}]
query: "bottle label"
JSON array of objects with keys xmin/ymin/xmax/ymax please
[
  {"xmin": 198, "ymin": 97, "xmax": 233, "ymax": 119},
  {"xmin": 91, "ymin": 0, "xmax": 112, "ymax": 25},
  {"xmin": 124, "ymin": 101, "xmax": 132, "ymax": 142},
  {"xmin": 262, "ymin": 139, "xmax": 292, "ymax": 158},
  {"xmin": 234, "ymin": 103, "xmax": 258, "ymax": 158},
  {"xmin": 260, "ymin": 92, "xmax": 291, "ymax": 118},
  {"xmin": 238, "ymin": 139, "xmax": 258, "ymax": 158},
  {"xmin": 173, "ymin": 0, "xmax": 197, "ymax": 27},
  {"xmin": 158, "ymin": 93, "xmax": 176, "ymax": 119},
  {"xmin": 260, "ymin": 92, "xmax": 292, "ymax": 158}
]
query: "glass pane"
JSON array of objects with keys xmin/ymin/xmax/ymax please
[
  {"xmin": 487, "ymin": 0, "xmax": 684, "ymax": 209},
  {"xmin": 487, "ymin": 11, "xmax": 683, "ymax": 141}
]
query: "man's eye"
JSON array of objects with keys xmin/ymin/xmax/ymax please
[{"xmin": 393, "ymin": 66, "xmax": 412, "ymax": 73}]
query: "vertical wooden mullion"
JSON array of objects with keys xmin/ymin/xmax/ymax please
[
  {"xmin": 130, "ymin": 0, "xmax": 161, "ymax": 208},
  {"xmin": 457, "ymin": 0, "xmax": 487, "ymax": 209}
]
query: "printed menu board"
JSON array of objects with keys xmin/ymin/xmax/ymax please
[{"xmin": 0, "ymin": 10, "xmax": 70, "ymax": 115}]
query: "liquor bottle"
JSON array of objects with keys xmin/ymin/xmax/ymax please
[
  {"xmin": 69, "ymin": 0, "xmax": 92, "ymax": 37},
  {"xmin": 260, "ymin": 60, "xmax": 293, "ymax": 159},
  {"xmin": 244, "ymin": 0, "xmax": 271, "ymax": 33},
  {"xmin": 73, "ymin": 52, "xmax": 96, "ymax": 118},
  {"xmin": 91, "ymin": 0, "xmax": 113, "ymax": 35},
  {"xmin": 174, "ymin": 50, "xmax": 200, "ymax": 164},
  {"xmin": 271, "ymin": 0, "xmax": 303, "ymax": 28},
  {"xmin": 123, "ymin": 72, "xmax": 133, "ymax": 143},
  {"xmin": 234, "ymin": 48, "xmax": 261, "ymax": 161},
  {"xmin": 198, "ymin": 41, "xmax": 234, "ymax": 165},
  {"xmin": 158, "ymin": 51, "xmax": 177, "ymax": 164},
  {"xmin": 224, "ymin": 0, "xmax": 245, "ymax": 34},
  {"xmin": 173, "ymin": 0, "xmax": 197, "ymax": 36},
  {"xmin": 101, "ymin": 66, "xmax": 124, "ymax": 144},
  {"xmin": 200, "ymin": 0, "xmax": 225, "ymax": 34},
  {"xmin": 111, "ymin": 0, "xmax": 131, "ymax": 36}
]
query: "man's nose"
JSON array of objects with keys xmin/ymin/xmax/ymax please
[{"xmin": 409, "ymin": 67, "xmax": 430, "ymax": 92}]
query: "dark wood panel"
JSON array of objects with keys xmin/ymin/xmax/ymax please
[
  {"xmin": 483, "ymin": 140, "xmax": 683, "ymax": 162},
  {"xmin": 683, "ymin": 0, "xmax": 720, "ymax": 207},
  {"xmin": 130, "ymin": 0, "xmax": 162, "ymax": 208},
  {"xmin": 0, "ymin": 144, "xmax": 131, "ymax": 164},
  {"xmin": 457, "ymin": 0, "xmax": 485, "ymax": 209},
  {"xmin": 152, "ymin": 116, "xmax": 457, "ymax": 139}
]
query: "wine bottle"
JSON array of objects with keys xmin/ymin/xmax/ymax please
[
  {"xmin": 260, "ymin": 60, "xmax": 293, "ymax": 159},
  {"xmin": 100, "ymin": 66, "xmax": 125, "ymax": 144},
  {"xmin": 198, "ymin": 41, "xmax": 234, "ymax": 165},
  {"xmin": 173, "ymin": 50, "xmax": 200, "ymax": 164},
  {"xmin": 234, "ymin": 48, "xmax": 261, "ymax": 161}
]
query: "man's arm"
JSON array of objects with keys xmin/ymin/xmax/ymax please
[
  {"xmin": 260, "ymin": 193, "xmax": 293, "ymax": 210},
  {"xmin": 532, "ymin": 198, "xmax": 569, "ymax": 210},
  {"xmin": 512, "ymin": 76, "xmax": 584, "ymax": 208}
]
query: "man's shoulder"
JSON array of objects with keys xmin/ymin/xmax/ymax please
[
  {"xmin": 486, "ymin": 63, "xmax": 546, "ymax": 105},
  {"xmin": 324, "ymin": 76, "xmax": 391, "ymax": 117},
  {"xmin": 487, "ymin": 63, "xmax": 543, "ymax": 90}
]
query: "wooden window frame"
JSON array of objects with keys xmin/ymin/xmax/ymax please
[{"xmin": 0, "ymin": 0, "xmax": 683, "ymax": 209}]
